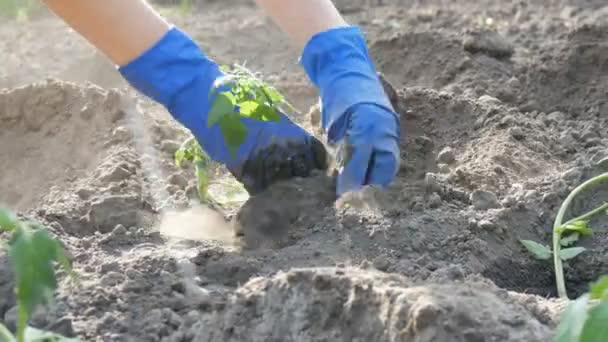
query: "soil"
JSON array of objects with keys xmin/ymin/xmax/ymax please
[{"xmin": 1, "ymin": 0, "xmax": 607, "ymax": 341}]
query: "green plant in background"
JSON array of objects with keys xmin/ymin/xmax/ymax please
[
  {"xmin": 0, "ymin": 0, "xmax": 40, "ymax": 21},
  {"xmin": 175, "ymin": 63, "xmax": 295, "ymax": 201},
  {"xmin": 520, "ymin": 173, "xmax": 608, "ymax": 299},
  {"xmin": 550, "ymin": 173, "xmax": 608, "ymax": 299},
  {"xmin": 556, "ymin": 275, "xmax": 608, "ymax": 342},
  {"xmin": 0, "ymin": 208, "xmax": 76, "ymax": 342},
  {"xmin": 179, "ymin": 0, "xmax": 192, "ymax": 14}
]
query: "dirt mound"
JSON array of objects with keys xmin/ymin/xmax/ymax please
[
  {"xmin": 522, "ymin": 23, "xmax": 608, "ymax": 117},
  {"xmin": 185, "ymin": 267, "xmax": 557, "ymax": 342},
  {"xmin": 371, "ymin": 30, "xmax": 517, "ymax": 103},
  {"xmin": 0, "ymin": 79, "xmax": 127, "ymax": 211}
]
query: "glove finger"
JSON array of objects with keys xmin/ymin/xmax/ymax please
[
  {"xmin": 366, "ymin": 139, "xmax": 400, "ymax": 187},
  {"xmin": 336, "ymin": 141, "xmax": 373, "ymax": 195}
]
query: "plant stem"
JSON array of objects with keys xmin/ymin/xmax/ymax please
[
  {"xmin": 0, "ymin": 323, "xmax": 16, "ymax": 342},
  {"xmin": 16, "ymin": 305, "xmax": 27, "ymax": 342},
  {"xmin": 553, "ymin": 173, "xmax": 608, "ymax": 299}
]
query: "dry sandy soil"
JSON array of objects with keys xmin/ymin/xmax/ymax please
[{"xmin": 1, "ymin": 0, "xmax": 608, "ymax": 341}]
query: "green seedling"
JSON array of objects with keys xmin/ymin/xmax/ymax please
[
  {"xmin": 520, "ymin": 173, "xmax": 608, "ymax": 299},
  {"xmin": 176, "ymin": 64, "xmax": 295, "ymax": 200},
  {"xmin": 556, "ymin": 276, "xmax": 608, "ymax": 342},
  {"xmin": 175, "ymin": 137, "xmax": 211, "ymax": 202},
  {"xmin": 208, "ymin": 63, "xmax": 294, "ymax": 155},
  {"xmin": 0, "ymin": 0, "xmax": 40, "ymax": 21},
  {"xmin": 0, "ymin": 208, "xmax": 76, "ymax": 342}
]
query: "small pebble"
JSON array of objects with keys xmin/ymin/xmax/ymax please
[
  {"xmin": 372, "ymin": 255, "xmax": 391, "ymax": 271},
  {"xmin": 424, "ymin": 173, "xmax": 442, "ymax": 193},
  {"xmin": 112, "ymin": 126, "xmax": 132, "ymax": 141},
  {"xmin": 160, "ymin": 140, "xmax": 181, "ymax": 154},
  {"xmin": 509, "ymin": 126, "xmax": 525, "ymax": 140},
  {"xmin": 478, "ymin": 219, "xmax": 496, "ymax": 231},
  {"xmin": 470, "ymin": 190, "xmax": 501, "ymax": 210},
  {"xmin": 428, "ymin": 193, "xmax": 442, "ymax": 208},
  {"xmin": 477, "ymin": 94, "xmax": 502, "ymax": 107},
  {"xmin": 437, "ymin": 147, "xmax": 456, "ymax": 164},
  {"xmin": 168, "ymin": 174, "xmax": 188, "ymax": 188},
  {"xmin": 111, "ymin": 224, "xmax": 127, "ymax": 236},
  {"xmin": 500, "ymin": 115, "xmax": 516, "ymax": 127},
  {"xmin": 437, "ymin": 163, "xmax": 451, "ymax": 174}
]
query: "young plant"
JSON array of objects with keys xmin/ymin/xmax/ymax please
[
  {"xmin": 175, "ymin": 64, "xmax": 295, "ymax": 200},
  {"xmin": 174, "ymin": 137, "xmax": 210, "ymax": 202},
  {"xmin": 520, "ymin": 173, "xmax": 608, "ymax": 299},
  {"xmin": 0, "ymin": 0, "xmax": 39, "ymax": 21},
  {"xmin": 0, "ymin": 208, "xmax": 76, "ymax": 342},
  {"xmin": 208, "ymin": 63, "xmax": 294, "ymax": 155},
  {"xmin": 556, "ymin": 275, "xmax": 608, "ymax": 342},
  {"xmin": 551, "ymin": 173, "xmax": 608, "ymax": 299}
]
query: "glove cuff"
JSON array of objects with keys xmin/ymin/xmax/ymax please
[
  {"xmin": 118, "ymin": 27, "xmax": 223, "ymax": 114},
  {"xmin": 300, "ymin": 26, "xmax": 395, "ymax": 144}
]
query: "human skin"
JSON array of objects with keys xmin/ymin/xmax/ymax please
[{"xmin": 42, "ymin": 0, "xmax": 347, "ymax": 65}]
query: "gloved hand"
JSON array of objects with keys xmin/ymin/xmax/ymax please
[
  {"xmin": 300, "ymin": 26, "xmax": 401, "ymax": 195},
  {"xmin": 119, "ymin": 27, "xmax": 327, "ymax": 194}
]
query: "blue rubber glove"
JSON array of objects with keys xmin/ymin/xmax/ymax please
[
  {"xmin": 301, "ymin": 26, "xmax": 401, "ymax": 195},
  {"xmin": 119, "ymin": 27, "xmax": 327, "ymax": 194}
]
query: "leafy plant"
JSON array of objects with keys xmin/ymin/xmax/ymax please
[
  {"xmin": 175, "ymin": 137, "xmax": 210, "ymax": 202},
  {"xmin": 175, "ymin": 64, "xmax": 295, "ymax": 201},
  {"xmin": 0, "ymin": 208, "xmax": 76, "ymax": 342},
  {"xmin": 520, "ymin": 173, "xmax": 608, "ymax": 299},
  {"xmin": 209, "ymin": 63, "xmax": 294, "ymax": 155},
  {"xmin": 556, "ymin": 276, "xmax": 608, "ymax": 342},
  {"xmin": 0, "ymin": 0, "xmax": 40, "ymax": 21}
]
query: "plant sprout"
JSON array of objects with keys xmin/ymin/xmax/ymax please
[
  {"xmin": 551, "ymin": 173, "xmax": 608, "ymax": 299},
  {"xmin": 0, "ymin": 208, "xmax": 76, "ymax": 342},
  {"xmin": 174, "ymin": 137, "xmax": 210, "ymax": 202},
  {"xmin": 176, "ymin": 63, "xmax": 295, "ymax": 201},
  {"xmin": 520, "ymin": 173, "xmax": 607, "ymax": 299}
]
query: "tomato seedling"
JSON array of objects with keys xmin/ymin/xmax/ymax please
[
  {"xmin": 209, "ymin": 63, "xmax": 293, "ymax": 154},
  {"xmin": 0, "ymin": 208, "xmax": 76, "ymax": 342},
  {"xmin": 174, "ymin": 137, "xmax": 211, "ymax": 202},
  {"xmin": 175, "ymin": 63, "xmax": 295, "ymax": 201},
  {"xmin": 520, "ymin": 173, "xmax": 608, "ymax": 299}
]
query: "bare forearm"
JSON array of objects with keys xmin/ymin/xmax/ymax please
[
  {"xmin": 254, "ymin": 0, "xmax": 347, "ymax": 49},
  {"xmin": 42, "ymin": 0, "xmax": 170, "ymax": 66}
]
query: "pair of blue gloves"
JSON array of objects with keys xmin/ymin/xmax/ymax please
[{"xmin": 119, "ymin": 25, "xmax": 400, "ymax": 196}]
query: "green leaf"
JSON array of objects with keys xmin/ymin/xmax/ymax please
[
  {"xmin": 257, "ymin": 104, "xmax": 281, "ymax": 122},
  {"xmin": 9, "ymin": 227, "xmax": 72, "ymax": 320},
  {"xmin": 0, "ymin": 324, "xmax": 16, "ymax": 342},
  {"xmin": 519, "ymin": 240, "xmax": 552, "ymax": 260},
  {"xmin": 207, "ymin": 92, "xmax": 236, "ymax": 128},
  {"xmin": 559, "ymin": 247, "xmax": 587, "ymax": 261},
  {"xmin": 556, "ymin": 294, "xmax": 590, "ymax": 342},
  {"xmin": 263, "ymin": 85, "xmax": 284, "ymax": 104},
  {"xmin": 238, "ymin": 101, "xmax": 260, "ymax": 118},
  {"xmin": 560, "ymin": 233, "xmax": 580, "ymax": 247},
  {"xmin": 174, "ymin": 149, "xmax": 187, "ymax": 168},
  {"xmin": 557, "ymin": 220, "xmax": 593, "ymax": 236},
  {"xmin": 590, "ymin": 276, "xmax": 608, "ymax": 301},
  {"xmin": 24, "ymin": 326, "xmax": 78, "ymax": 341},
  {"xmin": 579, "ymin": 302, "xmax": 608, "ymax": 342},
  {"xmin": 0, "ymin": 208, "xmax": 18, "ymax": 232},
  {"xmin": 219, "ymin": 115, "xmax": 248, "ymax": 157}
]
